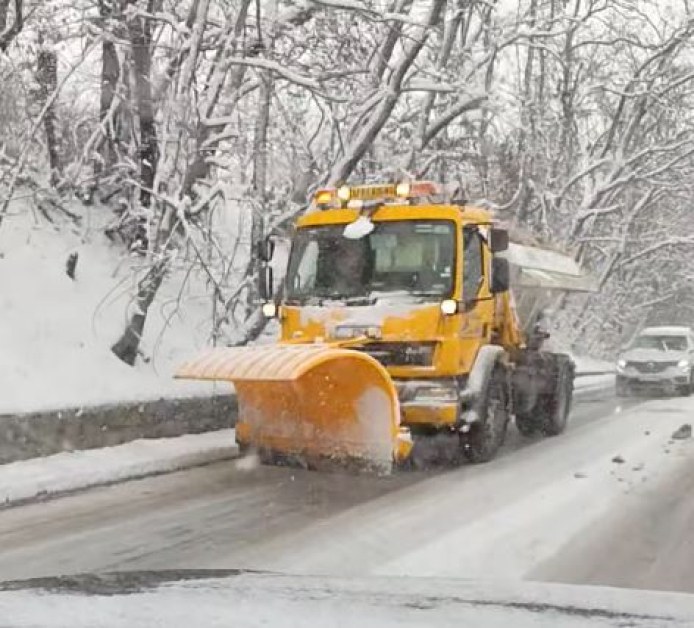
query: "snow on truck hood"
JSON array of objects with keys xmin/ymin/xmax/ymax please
[
  {"xmin": 296, "ymin": 298, "xmax": 437, "ymax": 337},
  {"xmin": 1, "ymin": 571, "xmax": 694, "ymax": 627}
]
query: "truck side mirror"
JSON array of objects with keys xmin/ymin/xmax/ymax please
[
  {"xmin": 256, "ymin": 236, "xmax": 275, "ymax": 262},
  {"xmin": 259, "ymin": 266, "xmax": 274, "ymax": 301},
  {"xmin": 491, "ymin": 257, "xmax": 510, "ymax": 293},
  {"xmin": 489, "ymin": 228, "xmax": 509, "ymax": 253}
]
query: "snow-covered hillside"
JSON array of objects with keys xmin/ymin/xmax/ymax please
[{"xmin": 0, "ymin": 200, "xmax": 228, "ymax": 413}]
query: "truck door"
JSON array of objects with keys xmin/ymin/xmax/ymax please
[{"xmin": 461, "ymin": 226, "xmax": 494, "ymax": 343}]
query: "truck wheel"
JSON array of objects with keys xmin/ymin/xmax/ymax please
[
  {"xmin": 541, "ymin": 357, "xmax": 574, "ymax": 437},
  {"xmin": 515, "ymin": 414, "xmax": 539, "ymax": 437},
  {"xmin": 463, "ymin": 364, "xmax": 510, "ymax": 463}
]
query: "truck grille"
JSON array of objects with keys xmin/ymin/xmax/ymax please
[
  {"xmin": 357, "ymin": 343, "xmax": 435, "ymax": 367},
  {"xmin": 627, "ymin": 361, "xmax": 677, "ymax": 373}
]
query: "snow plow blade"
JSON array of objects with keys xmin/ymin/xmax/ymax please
[{"xmin": 176, "ymin": 344, "xmax": 412, "ymax": 473}]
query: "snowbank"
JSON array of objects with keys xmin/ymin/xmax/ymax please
[
  {"xmin": 0, "ymin": 201, "xmax": 232, "ymax": 414},
  {"xmin": 0, "ymin": 429, "xmax": 237, "ymax": 505}
]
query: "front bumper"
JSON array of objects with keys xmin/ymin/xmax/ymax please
[
  {"xmin": 394, "ymin": 379, "xmax": 460, "ymax": 427},
  {"xmin": 617, "ymin": 370, "xmax": 690, "ymax": 393}
]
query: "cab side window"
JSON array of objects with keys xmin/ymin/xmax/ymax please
[{"xmin": 463, "ymin": 227, "xmax": 484, "ymax": 300}]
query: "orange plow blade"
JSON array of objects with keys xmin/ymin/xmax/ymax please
[{"xmin": 176, "ymin": 344, "xmax": 412, "ymax": 473}]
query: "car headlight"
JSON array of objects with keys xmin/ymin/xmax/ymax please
[
  {"xmin": 617, "ymin": 358, "xmax": 627, "ymax": 370},
  {"xmin": 678, "ymin": 359, "xmax": 690, "ymax": 370}
]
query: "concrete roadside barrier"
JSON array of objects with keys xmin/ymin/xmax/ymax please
[{"xmin": 0, "ymin": 395, "xmax": 237, "ymax": 464}]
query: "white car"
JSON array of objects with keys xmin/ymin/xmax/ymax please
[{"xmin": 616, "ymin": 326, "xmax": 694, "ymax": 396}]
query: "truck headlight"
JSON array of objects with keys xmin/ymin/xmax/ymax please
[
  {"xmin": 440, "ymin": 299, "xmax": 458, "ymax": 315},
  {"xmin": 678, "ymin": 359, "xmax": 690, "ymax": 371},
  {"xmin": 412, "ymin": 381, "xmax": 458, "ymax": 404},
  {"xmin": 262, "ymin": 302, "xmax": 278, "ymax": 318},
  {"xmin": 617, "ymin": 358, "xmax": 627, "ymax": 371}
]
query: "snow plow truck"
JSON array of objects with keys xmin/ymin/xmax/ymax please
[{"xmin": 177, "ymin": 181, "xmax": 596, "ymax": 472}]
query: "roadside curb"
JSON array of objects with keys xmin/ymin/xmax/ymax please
[{"xmin": 0, "ymin": 430, "xmax": 239, "ymax": 509}]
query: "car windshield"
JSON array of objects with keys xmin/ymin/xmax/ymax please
[
  {"xmin": 6, "ymin": 0, "xmax": 694, "ymax": 622},
  {"xmin": 631, "ymin": 335, "xmax": 688, "ymax": 351},
  {"xmin": 284, "ymin": 220, "xmax": 455, "ymax": 304}
]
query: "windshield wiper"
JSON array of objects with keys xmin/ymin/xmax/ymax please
[
  {"xmin": 300, "ymin": 293, "xmax": 372, "ymax": 306},
  {"xmin": 409, "ymin": 290, "xmax": 443, "ymax": 297}
]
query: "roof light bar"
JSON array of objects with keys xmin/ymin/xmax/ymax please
[{"xmin": 312, "ymin": 181, "xmax": 441, "ymax": 209}]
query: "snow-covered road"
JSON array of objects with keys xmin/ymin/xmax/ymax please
[{"xmin": 0, "ymin": 389, "xmax": 692, "ymax": 595}]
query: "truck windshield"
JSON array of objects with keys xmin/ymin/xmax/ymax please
[{"xmin": 284, "ymin": 220, "xmax": 455, "ymax": 304}]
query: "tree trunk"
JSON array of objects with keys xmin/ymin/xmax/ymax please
[
  {"xmin": 111, "ymin": 257, "xmax": 167, "ymax": 365},
  {"xmin": 245, "ymin": 72, "xmax": 273, "ymax": 320},
  {"xmin": 514, "ymin": 0, "xmax": 537, "ymax": 225},
  {"xmin": 97, "ymin": 0, "xmax": 121, "ymax": 172},
  {"xmin": 0, "ymin": 0, "xmax": 22, "ymax": 52},
  {"xmin": 36, "ymin": 45, "xmax": 61, "ymax": 186},
  {"xmin": 127, "ymin": 1, "xmax": 158, "ymax": 208}
]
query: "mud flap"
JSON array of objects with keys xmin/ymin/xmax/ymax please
[{"xmin": 176, "ymin": 344, "xmax": 412, "ymax": 473}]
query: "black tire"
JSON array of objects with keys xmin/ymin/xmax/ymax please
[
  {"xmin": 677, "ymin": 375, "xmax": 693, "ymax": 397},
  {"xmin": 615, "ymin": 376, "xmax": 630, "ymax": 398},
  {"xmin": 515, "ymin": 414, "xmax": 539, "ymax": 437},
  {"xmin": 462, "ymin": 364, "xmax": 510, "ymax": 463},
  {"xmin": 541, "ymin": 356, "xmax": 574, "ymax": 436}
]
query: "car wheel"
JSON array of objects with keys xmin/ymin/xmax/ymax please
[
  {"xmin": 616, "ymin": 377, "xmax": 630, "ymax": 398},
  {"xmin": 679, "ymin": 375, "xmax": 694, "ymax": 397}
]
